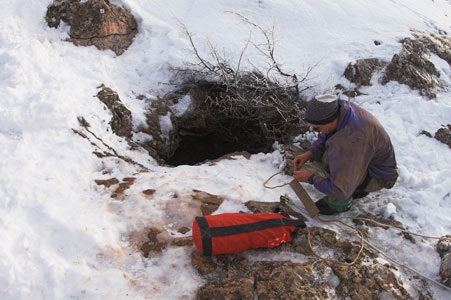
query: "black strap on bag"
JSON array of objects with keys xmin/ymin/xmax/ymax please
[{"xmin": 195, "ymin": 216, "xmax": 306, "ymax": 256}]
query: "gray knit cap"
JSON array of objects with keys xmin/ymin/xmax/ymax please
[{"xmin": 305, "ymin": 94, "xmax": 339, "ymax": 125}]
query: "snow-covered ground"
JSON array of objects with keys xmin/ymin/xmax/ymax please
[{"xmin": 1, "ymin": 0, "xmax": 450, "ymax": 299}]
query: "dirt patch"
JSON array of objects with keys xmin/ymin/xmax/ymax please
[
  {"xmin": 140, "ymin": 227, "xmax": 168, "ymax": 258},
  {"xmin": 110, "ymin": 177, "xmax": 135, "ymax": 199},
  {"xmin": 140, "ymin": 227, "xmax": 193, "ymax": 258},
  {"xmin": 192, "ymin": 226, "xmax": 412, "ymax": 299}
]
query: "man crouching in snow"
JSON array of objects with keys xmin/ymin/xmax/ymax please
[{"xmin": 292, "ymin": 94, "xmax": 398, "ymax": 215}]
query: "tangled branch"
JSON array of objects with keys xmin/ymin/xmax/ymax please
[{"xmin": 173, "ymin": 15, "xmax": 314, "ymax": 141}]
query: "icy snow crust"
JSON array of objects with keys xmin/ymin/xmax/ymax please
[{"xmin": 0, "ymin": 0, "xmax": 450, "ymax": 299}]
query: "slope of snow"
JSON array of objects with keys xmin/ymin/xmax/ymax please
[{"xmin": 0, "ymin": 0, "xmax": 450, "ymax": 299}]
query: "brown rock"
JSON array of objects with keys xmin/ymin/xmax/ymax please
[
  {"xmin": 46, "ymin": 0, "xmax": 138, "ymax": 55},
  {"xmin": 94, "ymin": 178, "xmax": 119, "ymax": 188},
  {"xmin": 45, "ymin": 0, "xmax": 78, "ymax": 28},
  {"xmin": 434, "ymin": 124, "xmax": 451, "ymax": 149},
  {"xmin": 414, "ymin": 32, "xmax": 451, "ymax": 65},
  {"xmin": 200, "ymin": 203, "xmax": 220, "ymax": 216},
  {"xmin": 192, "ymin": 189, "xmax": 224, "ymax": 216},
  {"xmin": 96, "ymin": 85, "xmax": 132, "ymax": 138},
  {"xmin": 344, "ymin": 58, "xmax": 388, "ymax": 86},
  {"xmin": 420, "ymin": 130, "xmax": 433, "ymax": 138},
  {"xmin": 192, "ymin": 190, "xmax": 224, "ymax": 206},
  {"xmin": 382, "ymin": 37, "xmax": 441, "ymax": 98},
  {"xmin": 142, "ymin": 189, "xmax": 156, "ymax": 196}
]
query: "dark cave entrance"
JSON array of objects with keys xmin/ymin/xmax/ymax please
[
  {"xmin": 166, "ymin": 120, "xmax": 275, "ymax": 166},
  {"xmin": 163, "ymin": 82, "xmax": 307, "ymax": 167}
]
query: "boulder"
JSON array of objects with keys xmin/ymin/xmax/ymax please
[
  {"xmin": 434, "ymin": 124, "xmax": 451, "ymax": 149},
  {"xmin": 46, "ymin": 0, "xmax": 138, "ymax": 55},
  {"xmin": 96, "ymin": 85, "xmax": 132, "ymax": 138},
  {"xmin": 344, "ymin": 58, "xmax": 388, "ymax": 86},
  {"xmin": 382, "ymin": 37, "xmax": 441, "ymax": 98}
]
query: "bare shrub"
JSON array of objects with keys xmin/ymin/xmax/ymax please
[{"xmin": 170, "ymin": 13, "xmax": 313, "ymax": 143}]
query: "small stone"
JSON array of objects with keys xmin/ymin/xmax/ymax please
[
  {"xmin": 142, "ymin": 189, "xmax": 156, "ymax": 196},
  {"xmin": 94, "ymin": 178, "xmax": 119, "ymax": 187}
]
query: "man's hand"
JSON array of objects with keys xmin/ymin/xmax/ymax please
[
  {"xmin": 292, "ymin": 151, "xmax": 313, "ymax": 170},
  {"xmin": 293, "ymin": 169, "xmax": 312, "ymax": 183}
]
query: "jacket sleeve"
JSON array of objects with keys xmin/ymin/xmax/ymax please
[
  {"xmin": 313, "ymin": 129, "xmax": 374, "ymax": 200},
  {"xmin": 306, "ymin": 133, "xmax": 327, "ymax": 161}
]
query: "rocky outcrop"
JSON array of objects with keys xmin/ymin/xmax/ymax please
[
  {"xmin": 96, "ymin": 85, "xmax": 132, "ymax": 138},
  {"xmin": 414, "ymin": 32, "xmax": 451, "ymax": 65},
  {"xmin": 46, "ymin": 0, "xmax": 138, "ymax": 55},
  {"xmin": 344, "ymin": 58, "xmax": 388, "ymax": 86},
  {"xmin": 382, "ymin": 37, "xmax": 441, "ymax": 98}
]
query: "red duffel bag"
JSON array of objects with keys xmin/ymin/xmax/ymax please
[{"xmin": 192, "ymin": 212, "xmax": 305, "ymax": 256}]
